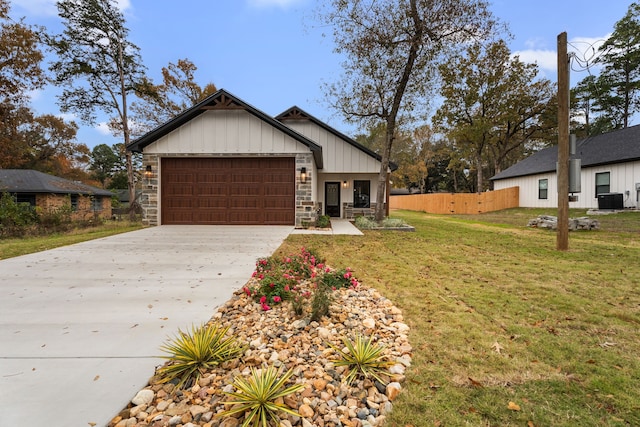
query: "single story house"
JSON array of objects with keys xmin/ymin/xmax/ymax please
[
  {"xmin": 0, "ymin": 169, "xmax": 113, "ymax": 220},
  {"xmin": 127, "ymin": 89, "xmax": 394, "ymax": 226},
  {"xmin": 491, "ymin": 125, "xmax": 640, "ymax": 209}
]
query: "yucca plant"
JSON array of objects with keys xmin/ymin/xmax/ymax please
[
  {"xmin": 218, "ymin": 367, "xmax": 305, "ymax": 427},
  {"xmin": 157, "ymin": 323, "xmax": 245, "ymax": 389},
  {"xmin": 327, "ymin": 333, "xmax": 393, "ymax": 385}
]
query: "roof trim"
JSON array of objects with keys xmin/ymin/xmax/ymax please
[
  {"xmin": 127, "ymin": 89, "xmax": 324, "ymax": 169},
  {"xmin": 0, "ymin": 169, "xmax": 113, "ymax": 196},
  {"xmin": 491, "ymin": 125, "xmax": 640, "ymax": 181},
  {"xmin": 276, "ymin": 106, "xmax": 398, "ymax": 171}
]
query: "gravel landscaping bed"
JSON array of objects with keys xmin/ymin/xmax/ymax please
[{"xmin": 109, "ymin": 282, "xmax": 412, "ymax": 427}]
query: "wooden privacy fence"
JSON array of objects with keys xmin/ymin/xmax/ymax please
[{"xmin": 389, "ymin": 186, "xmax": 519, "ymax": 214}]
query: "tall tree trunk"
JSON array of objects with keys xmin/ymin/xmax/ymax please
[{"xmin": 476, "ymin": 154, "xmax": 483, "ymax": 194}]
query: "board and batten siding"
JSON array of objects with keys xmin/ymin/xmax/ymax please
[
  {"xmin": 283, "ymin": 121, "xmax": 381, "ymax": 173},
  {"xmin": 144, "ymin": 110, "xmax": 311, "ymax": 155},
  {"xmin": 493, "ymin": 160, "xmax": 640, "ymax": 209}
]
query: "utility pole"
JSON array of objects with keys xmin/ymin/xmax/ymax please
[{"xmin": 557, "ymin": 32, "xmax": 570, "ymax": 251}]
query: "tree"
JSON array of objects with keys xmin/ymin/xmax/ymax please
[
  {"xmin": 131, "ymin": 58, "xmax": 217, "ymax": 134},
  {"xmin": 0, "ymin": 0, "xmax": 45, "ymax": 103},
  {"xmin": 90, "ymin": 144, "xmax": 120, "ymax": 187},
  {"xmin": 434, "ymin": 40, "xmax": 554, "ymax": 192},
  {"xmin": 318, "ymin": 0, "xmax": 496, "ymax": 221},
  {"xmin": 595, "ymin": 2, "xmax": 640, "ymax": 129},
  {"xmin": 48, "ymin": 0, "xmax": 146, "ymax": 218}
]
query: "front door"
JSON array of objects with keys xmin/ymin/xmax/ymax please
[{"xmin": 325, "ymin": 182, "xmax": 341, "ymax": 217}]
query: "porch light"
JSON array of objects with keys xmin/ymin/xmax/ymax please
[
  {"xmin": 144, "ymin": 165, "xmax": 153, "ymax": 179},
  {"xmin": 300, "ymin": 167, "xmax": 307, "ymax": 184},
  {"xmin": 343, "ymin": 180, "xmax": 348, "ymax": 188}
]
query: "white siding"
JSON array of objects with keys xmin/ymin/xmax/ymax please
[
  {"xmin": 144, "ymin": 110, "xmax": 310, "ymax": 155},
  {"xmin": 284, "ymin": 121, "xmax": 381, "ymax": 173},
  {"xmin": 494, "ymin": 160, "xmax": 640, "ymax": 209}
]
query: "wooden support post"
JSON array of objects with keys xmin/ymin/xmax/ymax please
[{"xmin": 557, "ymin": 32, "xmax": 570, "ymax": 251}]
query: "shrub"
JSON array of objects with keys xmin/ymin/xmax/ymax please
[
  {"xmin": 315, "ymin": 214, "xmax": 331, "ymax": 228},
  {"xmin": 381, "ymin": 217, "xmax": 407, "ymax": 228},
  {"xmin": 321, "ymin": 267, "xmax": 359, "ymax": 289},
  {"xmin": 311, "ymin": 282, "xmax": 333, "ymax": 321},
  {"xmin": 0, "ymin": 192, "xmax": 38, "ymax": 237},
  {"xmin": 157, "ymin": 323, "xmax": 245, "ymax": 389},
  {"xmin": 328, "ymin": 334, "xmax": 392, "ymax": 385},
  {"xmin": 219, "ymin": 367, "xmax": 305, "ymax": 427},
  {"xmin": 38, "ymin": 204, "xmax": 73, "ymax": 232},
  {"xmin": 354, "ymin": 216, "xmax": 378, "ymax": 229}
]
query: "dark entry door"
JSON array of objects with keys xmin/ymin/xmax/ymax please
[{"xmin": 325, "ymin": 182, "xmax": 341, "ymax": 217}]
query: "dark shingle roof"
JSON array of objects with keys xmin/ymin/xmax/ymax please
[
  {"xmin": 491, "ymin": 125, "xmax": 640, "ymax": 181},
  {"xmin": 127, "ymin": 89, "xmax": 324, "ymax": 169},
  {"xmin": 0, "ymin": 169, "xmax": 113, "ymax": 197}
]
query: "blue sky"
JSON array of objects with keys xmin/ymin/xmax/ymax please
[{"xmin": 8, "ymin": 0, "xmax": 634, "ymax": 150}]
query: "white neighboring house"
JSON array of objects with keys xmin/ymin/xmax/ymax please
[
  {"xmin": 491, "ymin": 125, "xmax": 640, "ymax": 209},
  {"xmin": 127, "ymin": 89, "xmax": 394, "ymax": 226}
]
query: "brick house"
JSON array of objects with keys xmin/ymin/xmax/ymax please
[{"xmin": 0, "ymin": 169, "xmax": 113, "ymax": 221}]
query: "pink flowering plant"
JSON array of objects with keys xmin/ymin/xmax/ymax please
[{"xmin": 244, "ymin": 247, "xmax": 359, "ymax": 316}]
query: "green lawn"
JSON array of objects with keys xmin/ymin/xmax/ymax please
[
  {"xmin": 276, "ymin": 209, "xmax": 640, "ymax": 426},
  {"xmin": 0, "ymin": 220, "xmax": 144, "ymax": 259}
]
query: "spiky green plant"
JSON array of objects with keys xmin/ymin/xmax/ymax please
[
  {"xmin": 218, "ymin": 367, "xmax": 305, "ymax": 427},
  {"xmin": 157, "ymin": 323, "xmax": 245, "ymax": 389},
  {"xmin": 328, "ymin": 334, "xmax": 393, "ymax": 385}
]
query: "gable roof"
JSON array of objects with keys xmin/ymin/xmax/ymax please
[
  {"xmin": 0, "ymin": 169, "xmax": 113, "ymax": 197},
  {"xmin": 491, "ymin": 124, "xmax": 640, "ymax": 181},
  {"xmin": 127, "ymin": 89, "xmax": 324, "ymax": 168},
  {"xmin": 276, "ymin": 106, "xmax": 398, "ymax": 171}
]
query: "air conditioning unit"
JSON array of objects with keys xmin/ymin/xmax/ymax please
[{"xmin": 598, "ymin": 193, "xmax": 623, "ymax": 210}]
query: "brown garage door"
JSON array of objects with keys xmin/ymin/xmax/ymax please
[{"xmin": 161, "ymin": 157, "xmax": 295, "ymax": 225}]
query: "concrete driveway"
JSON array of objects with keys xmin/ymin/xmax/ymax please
[{"xmin": 0, "ymin": 225, "xmax": 292, "ymax": 427}]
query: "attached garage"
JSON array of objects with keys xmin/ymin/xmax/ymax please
[{"xmin": 161, "ymin": 157, "xmax": 295, "ymax": 225}]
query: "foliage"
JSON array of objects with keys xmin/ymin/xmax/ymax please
[
  {"xmin": 90, "ymin": 144, "xmax": 124, "ymax": 187},
  {"xmin": 219, "ymin": 367, "xmax": 305, "ymax": 427},
  {"xmin": 281, "ymin": 209, "xmax": 640, "ymax": 425},
  {"xmin": 0, "ymin": 0, "xmax": 45, "ymax": 103},
  {"xmin": 328, "ymin": 334, "xmax": 392, "ymax": 385},
  {"xmin": 354, "ymin": 216, "xmax": 378, "ymax": 230},
  {"xmin": 381, "ymin": 217, "xmax": 407, "ymax": 228},
  {"xmin": 0, "ymin": 192, "xmax": 38, "ymax": 237},
  {"xmin": 310, "ymin": 282, "xmax": 333, "ymax": 322},
  {"xmin": 317, "ymin": 0, "xmax": 497, "ymax": 220},
  {"xmin": 321, "ymin": 267, "xmax": 359, "ymax": 290},
  {"xmin": 48, "ymin": 0, "xmax": 146, "ymax": 218},
  {"xmin": 315, "ymin": 214, "xmax": 331, "ymax": 228},
  {"xmin": 434, "ymin": 40, "xmax": 555, "ymax": 193},
  {"xmin": 131, "ymin": 58, "xmax": 217, "ymax": 136},
  {"xmin": 595, "ymin": 2, "xmax": 640, "ymax": 129},
  {"xmin": 157, "ymin": 323, "xmax": 244, "ymax": 389},
  {"xmin": 37, "ymin": 204, "xmax": 73, "ymax": 232}
]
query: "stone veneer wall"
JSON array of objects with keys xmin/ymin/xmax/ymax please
[
  {"xmin": 295, "ymin": 152, "xmax": 315, "ymax": 227},
  {"xmin": 141, "ymin": 154, "xmax": 159, "ymax": 226},
  {"xmin": 140, "ymin": 153, "xmax": 316, "ymax": 227}
]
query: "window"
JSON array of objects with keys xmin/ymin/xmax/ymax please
[
  {"xmin": 15, "ymin": 194, "xmax": 36, "ymax": 206},
  {"xmin": 70, "ymin": 194, "xmax": 78, "ymax": 211},
  {"xmin": 353, "ymin": 180, "xmax": 370, "ymax": 208},
  {"xmin": 91, "ymin": 197, "xmax": 103, "ymax": 211},
  {"xmin": 538, "ymin": 179, "xmax": 548, "ymax": 200},
  {"xmin": 595, "ymin": 172, "xmax": 610, "ymax": 197}
]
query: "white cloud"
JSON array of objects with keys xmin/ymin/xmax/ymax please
[
  {"xmin": 247, "ymin": 0, "xmax": 305, "ymax": 9},
  {"xmin": 10, "ymin": 0, "xmax": 131, "ymax": 16},
  {"xmin": 513, "ymin": 34, "xmax": 611, "ymax": 76},
  {"xmin": 10, "ymin": 0, "xmax": 57, "ymax": 16},
  {"xmin": 96, "ymin": 122, "xmax": 112, "ymax": 136}
]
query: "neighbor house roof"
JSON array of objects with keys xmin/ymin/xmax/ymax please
[
  {"xmin": 276, "ymin": 106, "xmax": 398, "ymax": 171},
  {"xmin": 491, "ymin": 124, "xmax": 640, "ymax": 181},
  {"xmin": 127, "ymin": 89, "xmax": 324, "ymax": 168},
  {"xmin": 0, "ymin": 169, "xmax": 113, "ymax": 197}
]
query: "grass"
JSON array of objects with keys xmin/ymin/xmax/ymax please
[
  {"xmin": 276, "ymin": 208, "xmax": 640, "ymax": 426},
  {"xmin": 0, "ymin": 220, "xmax": 144, "ymax": 259}
]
